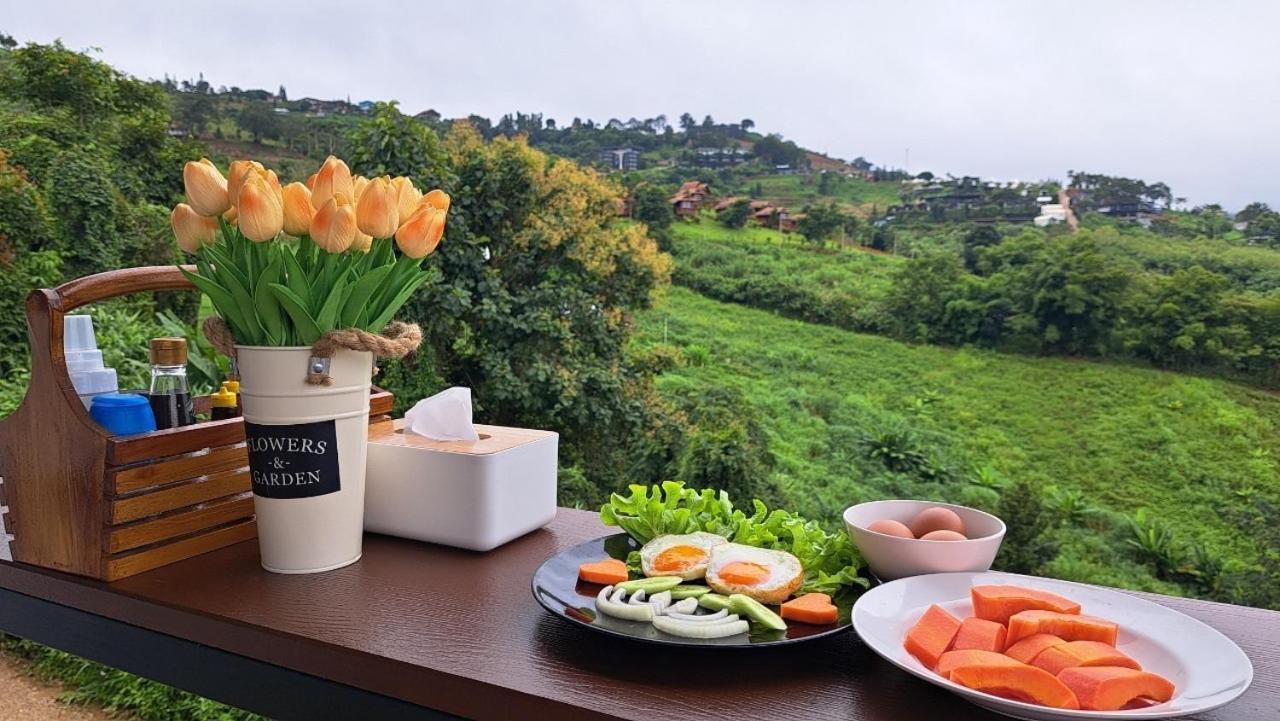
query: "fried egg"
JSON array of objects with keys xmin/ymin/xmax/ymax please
[
  {"xmin": 638, "ymin": 532, "xmax": 728, "ymax": 580},
  {"xmin": 705, "ymin": 543, "xmax": 804, "ymax": 605}
]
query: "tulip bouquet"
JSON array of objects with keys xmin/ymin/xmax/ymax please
[{"xmin": 171, "ymin": 155, "xmax": 447, "ymax": 346}]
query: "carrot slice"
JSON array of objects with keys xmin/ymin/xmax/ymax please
[
  {"xmin": 781, "ymin": 592, "xmax": 838, "ymax": 625},
  {"xmin": 578, "ymin": 558, "xmax": 629, "ymax": 585}
]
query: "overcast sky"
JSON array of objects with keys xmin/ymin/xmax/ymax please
[{"xmin": 8, "ymin": 1, "xmax": 1279, "ymax": 208}]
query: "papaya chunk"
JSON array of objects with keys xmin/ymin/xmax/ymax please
[
  {"xmin": 903, "ymin": 604, "xmax": 963, "ymax": 668},
  {"xmin": 1004, "ymin": 633, "xmax": 1066, "ymax": 664},
  {"xmin": 1006, "ymin": 610, "xmax": 1118, "ymax": 648},
  {"xmin": 971, "ymin": 585, "xmax": 1082, "ymax": 625},
  {"xmin": 936, "ymin": 650, "xmax": 1024, "ymax": 679},
  {"xmin": 1031, "ymin": 641, "xmax": 1141, "ymax": 675},
  {"xmin": 1058, "ymin": 666, "xmax": 1175, "ymax": 711},
  {"xmin": 949, "ymin": 664, "xmax": 1080, "ymax": 709},
  {"xmin": 951, "ymin": 616, "xmax": 1007, "ymax": 653}
]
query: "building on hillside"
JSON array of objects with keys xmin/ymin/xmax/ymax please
[
  {"xmin": 296, "ymin": 97, "xmax": 352, "ymax": 116},
  {"xmin": 1034, "ymin": 203, "xmax": 1068, "ymax": 227},
  {"xmin": 357, "ymin": 100, "xmax": 376, "ymax": 113},
  {"xmin": 598, "ymin": 147, "xmax": 640, "ymax": 171},
  {"xmin": 773, "ymin": 164, "xmax": 799, "ymax": 175},
  {"xmin": 671, "ymin": 181, "xmax": 713, "ymax": 218},
  {"xmin": 415, "ymin": 109, "xmax": 442, "ymax": 123},
  {"xmin": 1099, "ymin": 201, "xmax": 1162, "ymax": 227},
  {"xmin": 750, "ymin": 204, "xmax": 796, "ymax": 231},
  {"xmin": 693, "ymin": 147, "xmax": 751, "ymax": 168},
  {"xmin": 712, "ymin": 196, "xmax": 740, "ymax": 212}
]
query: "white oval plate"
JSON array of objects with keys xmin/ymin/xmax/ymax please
[{"xmin": 852, "ymin": 571, "xmax": 1253, "ymax": 720}]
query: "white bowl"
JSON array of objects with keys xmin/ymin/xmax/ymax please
[{"xmin": 843, "ymin": 499, "xmax": 1005, "ymax": 581}]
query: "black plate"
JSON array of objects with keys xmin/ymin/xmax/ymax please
[{"xmin": 531, "ymin": 533, "xmax": 860, "ymax": 648}]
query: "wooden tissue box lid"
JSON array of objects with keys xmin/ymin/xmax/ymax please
[{"xmin": 367, "ymin": 418, "xmax": 556, "ymax": 456}]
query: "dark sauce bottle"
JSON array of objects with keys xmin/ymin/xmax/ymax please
[{"xmin": 148, "ymin": 337, "xmax": 194, "ymax": 429}]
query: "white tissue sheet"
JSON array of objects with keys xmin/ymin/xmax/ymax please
[{"xmin": 403, "ymin": 387, "xmax": 481, "ymax": 441}]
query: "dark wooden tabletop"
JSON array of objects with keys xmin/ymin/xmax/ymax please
[{"xmin": 0, "ymin": 509, "xmax": 1273, "ymax": 720}]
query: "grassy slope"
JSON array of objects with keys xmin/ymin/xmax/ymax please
[
  {"xmin": 637, "ymin": 286, "xmax": 1280, "ymax": 589},
  {"xmin": 746, "ymin": 174, "xmax": 903, "ymax": 215}
]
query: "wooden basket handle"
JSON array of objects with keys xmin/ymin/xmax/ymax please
[{"xmin": 22, "ymin": 265, "xmax": 198, "ymax": 429}]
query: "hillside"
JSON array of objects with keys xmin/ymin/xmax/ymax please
[{"xmin": 637, "ymin": 286, "xmax": 1280, "ymax": 598}]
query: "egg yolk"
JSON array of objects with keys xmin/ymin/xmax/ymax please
[
  {"xmin": 718, "ymin": 561, "xmax": 771, "ymax": 586},
  {"xmin": 653, "ymin": 545, "xmax": 709, "ymax": 572}
]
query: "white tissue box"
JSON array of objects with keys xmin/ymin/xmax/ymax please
[{"xmin": 364, "ymin": 418, "xmax": 559, "ymax": 551}]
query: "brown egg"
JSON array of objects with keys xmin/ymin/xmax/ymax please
[
  {"xmin": 919, "ymin": 529, "xmax": 967, "ymax": 542},
  {"xmin": 866, "ymin": 519, "xmax": 915, "ymax": 538},
  {"xmin": 909, "ymin": 506, "xmax": 966, "ymax": 538}
]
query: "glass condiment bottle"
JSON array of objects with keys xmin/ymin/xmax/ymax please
[
  {"xmin": 210, "ymin": 382, "xmax": 238, "ymax": 421},
  {"xmin": 148, "ymin": 337, "xmax": 195, "ymax": 429}
]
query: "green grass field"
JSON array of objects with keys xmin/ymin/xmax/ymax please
[
  {"xmin": 745, "ymin": 173, "xmax": 903, "ymax": 215},
  {"xmin": 637, "ymin": 286, "xmax": 1280, "ymax": 593}
]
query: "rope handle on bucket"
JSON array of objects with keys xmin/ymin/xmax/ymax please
[{"xmin": 203, "ymin": 317, "xmax": 422, "ymax": 386}]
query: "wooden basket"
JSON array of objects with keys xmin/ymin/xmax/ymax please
[{"xmin": 0, "ymin": 266, "xmax": 393, "ymax": 581}]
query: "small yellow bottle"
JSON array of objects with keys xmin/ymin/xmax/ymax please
[{"xmin": 210, "ymin": 382, "xmax": 238, "ymax": 421}]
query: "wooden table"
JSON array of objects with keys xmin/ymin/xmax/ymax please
[{"xmin": 0, "ymin": 509, "xmax": 1273, "ymax": 720}]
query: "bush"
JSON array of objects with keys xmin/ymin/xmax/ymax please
[{"xmin": 993, "ymin": 479, "xmax": 1058, "ymax": 575}]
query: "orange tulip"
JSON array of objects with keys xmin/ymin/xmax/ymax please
[
  {"xmin": 237, "ymin": 173, "xmax": 284, "ymax": 242},
  {"xmin": 183, "ymin": 158, "xmax": 230, "ymax": 216},
  {"xmin": 311, "ymin": 192, "xmax": 357, "ymax": 253},
  {"xmin": 281, "ymin": 182, "xmax": 315, "ymax": 237},
  {"xmin": 395, "ymin": 205, "xmax": 446, "ymax": 259},
  {"xmin": 311, "ymin": 156, "xmax": 354, "ymax": 210},
  {"xmin": 352, "ymin": 175, "xmax": 369, "ymax": 205},
  {"xmin": 391, "ymin": 176, "xmax": 422, "ymax": 226},
  {"xmin": 227, "ymin": 160, "xmax": 266, "ymax": 208},
  {"xmin": 223, "ymin": 205, "xmax": 239, "ymax": 225},
  {"xmin": 305, "ymin": 172, "xmax": 318, "ymax": 190},
  {"xmin": 421, "ymin": 188, "xmax": 451, "ymax": 213},
  {"xmin": 171, "ymin": 203, "xmax": 217, "ymax": 253},
  {"xmin": 356, "ymin": 176, "xmax": 400, "ymax": 238},
  {"xmin": 352, "ymin": 229, "xmax": 373, "ymax": 253}
]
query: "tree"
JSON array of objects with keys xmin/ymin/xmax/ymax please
[
  {"xmin": 1236, "ymin": 202, "xmax": 1272, "ymax": 224},
  {"xmin": 701, "ymin": 114, "xmax": 715, "ymax": 128},
  {"xmin": 717, "ymin": 198, "xmax": 751, "ymax": 229},
  {"xmin": 751, "ymin": 133, "xmax": 805, "ymax": 168},
  {"xmin": 796, "ymin": 203, "xmax": 846, "ymax": 245},
  {"xmin": 818, "ymin": 170, "xmax": 834, "ymax": 196},
  {"xmin": 630, "ymin": 183, "xmax": 674, "ymax": 233},
  {"xmin": 277, "ymin": 84, "xmax": 287, "ymax": 102},
  {"xmin": 679, "ymin": 112, "xmax": 695, "ymax": 132},
  {"xmin": 962, "ymin": 225, "xmax": 1001, "ymax": 273},
  {"xmin": 740, "ymin": 118, "xmax": 755, "ymax": 132},
  {"xmin": 237, "ymin": 101, "xmax": 281, "ymax": 144},
  {"xmin": 347, "ymin": 102, "xmax": 448, "ymax": 184},
  {"xmin": 0, "ymin": 33, "xmax": 17, "ymax": 49}
]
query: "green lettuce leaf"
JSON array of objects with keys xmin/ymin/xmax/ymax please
[{"xmin": 600, "ymin": 481, "xmax": 869, "ymax": 594}]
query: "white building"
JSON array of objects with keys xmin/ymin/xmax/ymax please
[{"xmin": 1034, "ymin": 203, "xmax": 1068, "ymax": 227}]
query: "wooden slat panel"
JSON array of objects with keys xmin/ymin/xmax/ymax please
[
  {"xmin": 103, "ymin": 519, "xmax": 256, "ymax": 581},
  {"xmin": 370, "ymin": 389, "xmax": 393, "ymax": 417},
  {"xmin": 108, "ymin": 418, "xmax": 246, "ymax": 466},
  {"xmin": 104, "ymin": 494, "xmax": 254, "ymax": 554},
  {"xmin": 108, "ymin": 470, "xmax": 250, "ymax": 525},
  {"xmin": 108, "ymin": 444, "xmax": 247, "ymax": 495}
]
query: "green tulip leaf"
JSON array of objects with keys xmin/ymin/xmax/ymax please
[
  {"xmin": 340, "ymin": 263, "xmax": 394, "ymax": 328},
  {"xmin": 268, "ymin": 283, "xmax": 323, "ymax": 345}
]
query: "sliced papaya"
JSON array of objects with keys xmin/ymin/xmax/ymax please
[
  {"xmin": 1004, "ymin": 633, "xmax": 1067, "ymax": 664},
  {"xmin": 936, "ymin": 649, "xmax": 1023, "ymax": 679},
  {"xmin": 781, "ymin": 592, "xmax": 839, "ymax": 625},
  {"xmin": 1031, "ymin": 641, "xmax": 1142, "ymax": 675},
  {"xmin": 578, "ymin": 558, "xmax": 629, "ymax": 585},
  {"xmin": 1006, "ymin": 610, "xmax": 1118, "ymax": 648},
  {"xmin": 971, "ymin": 585, "xmax": 1082, "ymax": 625},
  {"xmin": 1058, "ymin": 666, "xmax": 1175, "ymax": 711},
  {"xmin": 949, "ymin": 664, "xmax": 1080, "ymax": 709},
  {"xmin": 951, "ymin": 616, "xmax": 1007, "ymax": 653},
  {"xmin": 903, "ymin": 604, "xmax": 963, "ymax": 668}
]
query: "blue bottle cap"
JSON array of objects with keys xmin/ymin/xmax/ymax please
[{"xmin": 90, "ymin": 392, "xmax": 158, "ymax": 436}]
